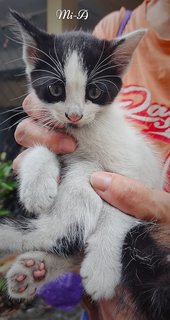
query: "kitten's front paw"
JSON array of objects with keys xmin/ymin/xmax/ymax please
[
  {"xmin": 19, "ymin": 146, "xmax": 60, "ymax": 215},
  {"xmin": 20, "ymin": 176, "xmax": 58, "ymax": 214},
  {"xmin": 81, "ymin": 249, "xmax": 120, "ymax": 300},
  {"xmin": 6, "ymin": 252, "xmax": 47, "ymax": 299}
]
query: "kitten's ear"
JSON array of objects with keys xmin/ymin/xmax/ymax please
[
  {"xmin": 10, "ymin": 9, "xmax": 47, "ymax": 73},
  {"xmin": 112, "ymin": 29, "xmax": 147, "ymax": 75}
]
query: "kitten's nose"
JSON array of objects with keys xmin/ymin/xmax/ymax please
[{"xmin": 65, "ymin": 113, "xmax": 83, "ymax": 123}]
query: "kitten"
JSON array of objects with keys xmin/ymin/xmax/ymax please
[{"xmin": 0, "ymin": 10, "xmax": 170, "ymax": 319}]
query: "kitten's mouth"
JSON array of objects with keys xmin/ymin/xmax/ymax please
[
  {"xmin": 37, "ymin": 118, "xmax": 82, "ymax": 131},
  {"xmin": 39, "ymin": 120, "xmax": 79, "ymax": 131},
  {"xmin": 66, "ymin": 123, "xmax": 79, "ymax": 129}
]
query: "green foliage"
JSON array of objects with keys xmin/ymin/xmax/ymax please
[
  {"xmin": 0, "ymin": 152, "xmax": 16, "ymax": 216},
  {"xmin": 0, "ymin": 276, "xmax": 5, "ymax": 291}
]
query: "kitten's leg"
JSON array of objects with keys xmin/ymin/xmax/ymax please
[
  {"xmin": 19, "ymin": 145, "xmax": 60, "ymax": 215},
  {"xmin": 52, "ymin": 161, "xmax": 103, "ymax": 242},
  {"xmin": 0, "ymin": 214, "xmax": 74, "ymax": 253},
  {"xmin": 81, "ymin": 204, "xmax": 138, "ymax": 300},
  {"xmin": 7, "ymin": 251, "xmax": 79, "ymax": 299},
  {"xmin": 0, "ymin": 162, "xmax": 102, "ymax": 253}
]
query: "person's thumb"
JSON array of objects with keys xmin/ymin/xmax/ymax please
[{"xmin": 90, "ymin": 172, "xmax": 159, "ymax": 221}]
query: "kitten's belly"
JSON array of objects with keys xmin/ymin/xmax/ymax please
[{"xmin": 61, "ymin": 149, "xmax": 160, "ymax": 189}]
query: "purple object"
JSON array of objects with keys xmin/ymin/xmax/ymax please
[
  {"xmin": 37, "ymin": 273, "xmax": 84, "ymax": 311},
  {"xmin": 116, "ymin": 10, "xmax": 132, "ymax": 36}
]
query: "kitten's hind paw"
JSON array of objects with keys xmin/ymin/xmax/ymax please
[
  {"xmin": 81, "ymin": 248, "xmax": 120, "ymax": 300},
  {"xmin": 6, "ymin": 252, "xmax": 47, "ymax": 300}
]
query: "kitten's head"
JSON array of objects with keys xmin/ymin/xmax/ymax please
[{"xmin": 10, "ymin": 10, "xmax": 146, "ymax": 129}]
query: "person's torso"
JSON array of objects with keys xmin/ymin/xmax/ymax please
[{"xmin": 120, "ymin": 2, "xmax": 170, "ymax": 191}]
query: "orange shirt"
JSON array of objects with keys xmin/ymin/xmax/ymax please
[{"xmin": 93, "ymin": 1, "xmax": 170, "ymax": 192}]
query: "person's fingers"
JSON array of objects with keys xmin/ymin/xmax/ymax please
[
  {"xmin": 81, "ymin": 295, "xmax": 99, "ymax": 320},
  {"xmin": 98, "ymin": 297, "xmax": 131, "ymax": 320},
  {"xmin": 22, "ymin": 93, "xmax": 64, "ymax": 128},
  {"xmin": 22, "ymin": 93, "xmax": 41, "ymax": 118},
  {"xmin": 90, "ymin": 172, "xmax": 170, "ymax": 223},
  {"xmin": 12, "ymin": 149, "xmax": 31, "ymax": 172},
  {"xmin": 22, "ymin": 93, "xmax": 44, "ymax": 118},
  {"xmin": 15, "ymin": 118, "xmax": 76, "ymax": 154}
]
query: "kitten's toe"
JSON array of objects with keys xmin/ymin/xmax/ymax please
[
  {"xmin": 6, "ymin": 252, "xmax": 47, "ymax": 299},
  {"xmin": 24, "ymin": 259, "xmax": 46, "ymax": 281}
]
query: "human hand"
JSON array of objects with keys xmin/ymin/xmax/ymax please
[
  {"xmin": 90, "ymin": 172, "xmax": 170, "ymax": 224},
  {"xmin": 85, "ymin": 172, "xmax": 170, "ymax": 320},
  {"xmin": 13, "ymin": 93, "xmax": 76, "ymax": 171}
]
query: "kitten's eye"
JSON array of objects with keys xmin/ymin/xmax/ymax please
[
  {"xmin": 88, "ymin": 85, "xmax": 102, "ymax": 100},
  {"xmin": 48, "ymin": 83, "xmax": 63, "ymax": 98}
]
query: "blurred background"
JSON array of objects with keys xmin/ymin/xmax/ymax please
[
  {"xmin": 0, "ymin": 0, "xmax": 142, "ymax": 319},
  {"xmin": 0, "ymin": 0, "xmax": 142, "ymax": 158}
]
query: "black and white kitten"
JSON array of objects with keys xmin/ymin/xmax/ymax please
[{"xmin": 0, "ymin": 10, "xmax": 170, "ymax": 320}]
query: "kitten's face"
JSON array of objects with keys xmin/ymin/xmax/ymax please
[
  {"xmin": 30, "ymin": 33, "xmax": 123, "ymax": 128},
  {"xmin": 11, "ymin": 10, "xmax": 145, "ymax": 129}
]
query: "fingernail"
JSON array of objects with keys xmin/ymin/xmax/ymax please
[
  {"xmin": 90, "ymin": 172, "xmax": 112, "ymax": 191},
  {"xmin": 59, "ymin": 138, "xmax": 76, "ymax": 153},
  {"xmin": 22, "ymin": 94, "xmax": 31, "ymax": 109},
  {"xmin": 15, "ymin": 130, "xmax": 25, "ymax": 144}
]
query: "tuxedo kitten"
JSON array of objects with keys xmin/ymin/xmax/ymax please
[{"xmin": 0, "ymin": 10, "xmax": 170, "ymax": 320}]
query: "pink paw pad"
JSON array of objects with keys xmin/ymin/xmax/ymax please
[
  {"xmin": 16, "ymin": 274, "xmax": 26, "ymax": 282},
  {"xmin": 24, "ymin": 259, "xmax": 35, "ymax": 267},
  {"xmin": 18, "ymin": 285, "xmax": 28, "ymax": 293},
  {"xmin": 24, "ymin": 259, "xmax": 46, "ymax": 281}
]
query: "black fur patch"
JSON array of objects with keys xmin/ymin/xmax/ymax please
[
  {"xmin": 122, "ymin": 223, "xmax": 170, "ymax": 320},
  {"xmin": 0, "ymin": 215, "xmax": 37, "ymax": 233},
  {"xmin": 51, "ymin": 224, "xmax": 84, "ymax": 257}
]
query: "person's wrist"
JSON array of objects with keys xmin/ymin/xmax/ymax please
[{"xmin": 155, "ymin": 190, "xmax": 170, "ymax": 224}]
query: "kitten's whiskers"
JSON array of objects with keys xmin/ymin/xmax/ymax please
[
  {"xmin": 31, "ymin": 76, "xmax": 58, "ymax": 87},
  {"xmin": 32, "ymin": 69, "xmax": 64, "ymax": 84},
  {"xmin": 53, "ymin": 36, "xmax": 65, "ymax": 77}
]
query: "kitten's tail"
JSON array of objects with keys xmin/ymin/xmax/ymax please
[{"xmin": 121, "ymin": 223, "xmax": 170, "ymax": 320}]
